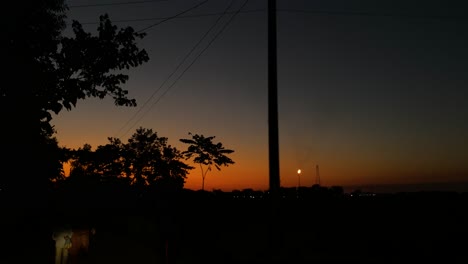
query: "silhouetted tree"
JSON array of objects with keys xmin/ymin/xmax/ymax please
[
  {"xmin": 180, "ymin": 133, "xmax": 235, "ymax": 191},
  {"xmin": 93, "ymin": 139, "xmax": 129, "ymax": 184},
  {"xmin": 2, "ymin": 0, "xmax": 148, "ymax": 201},
  {"xmin": 66, "ymin": 143, "xmax": 129, "ymax": 188},
  {"xmin": 103, "ymin": 128, "xmax": 193, "ymax": 190},
  {"xmin": 68, "ymin": 144, "xmax": 100, "ymax": 185},
  {"xmin": 63, "ymin": 128, "xmax": 192, "ymax": 204}
]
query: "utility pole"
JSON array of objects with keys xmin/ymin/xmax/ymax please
[
  {"xmin": 268, "ymin": 0, "xmax": 281, "ymax": 261},
  {"xmin": 268, "ymin": 0, "xmax": 280, "ymax": 198}
]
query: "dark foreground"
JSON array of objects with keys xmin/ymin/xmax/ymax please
[{"xmin": 2, "ymin": 192, "xmax": 467, "ymax": 264}]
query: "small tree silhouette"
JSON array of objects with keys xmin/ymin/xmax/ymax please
[{"xmin": 180, "ymin": 133, "xmax": 234, "ymax": 191}]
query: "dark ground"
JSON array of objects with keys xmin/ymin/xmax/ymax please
[{"xmin": 2, "ymin": 192, "xmax": 467, "ymax": 264}]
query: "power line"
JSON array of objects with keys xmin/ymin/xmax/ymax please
[
  {"xmin": 137, "ymin": 0, "xmax": 209, "ymax": 33},
  {"xmin": 119, "ymin": 0, "xmax": 249, "ymax": 138},
  {"xmin": 78, "ymin": 9, "xmax": 265, "ymax": 25},
  {"xmin": 278, "ymin": 9, "xmax": 468, "ymax": 20},
  {"xmin": 116, "ymin": 0, "xmax": 234, "ymax": 137},
  {"xmin": 68, "ymin": 0, "xmax": 169, "ymax": 8},
  {"xmin": 116, "ymin": 0, "xmax": 238, "ymax": 138},
  {"xmin": 73, "ymin": 8, "xmax": 465, "ymax": 26}
]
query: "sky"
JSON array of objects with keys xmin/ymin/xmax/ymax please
[{"xmin": 52, "ymin": 0, "xmax": 468, "ymax": 192}]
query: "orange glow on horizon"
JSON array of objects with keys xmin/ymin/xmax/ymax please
[
  {"xmin": 55, "ymin": 128, "xmax": 468, "ymax": 191},
  {"xmin": 61, "ymin": 157, "xmax": 468, "ymax": 192}
]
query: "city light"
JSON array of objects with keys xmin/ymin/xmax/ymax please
[{"xmin": 297, "ymin": 169, "xmax": 301, "ymax": 190}]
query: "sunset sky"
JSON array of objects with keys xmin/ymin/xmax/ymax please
[{"xmin": 52, "ymin": 0, "xmax": 468, "ymax": 192}]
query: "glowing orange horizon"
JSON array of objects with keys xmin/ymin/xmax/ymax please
[{"xmin": 53, "ymin": 114, "xmax": 468, "ymax": 193}]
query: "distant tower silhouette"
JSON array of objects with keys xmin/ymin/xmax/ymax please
[{"xmin": 315, "ymin": 165, "xmax": 320, "ymax": 186}]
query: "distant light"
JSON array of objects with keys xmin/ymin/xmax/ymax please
[{"xmin": 297, "ymin": 169, "xmax": 301, "ymax": 174}]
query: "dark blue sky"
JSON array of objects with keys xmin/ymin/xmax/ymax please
[{"xmin": 53, "ymin": 0, "xmax": 468, "ymax": 191}]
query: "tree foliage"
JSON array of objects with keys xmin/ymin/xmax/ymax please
[
  {"xmin": 180, "ymin": 133, "xmax": 235, "ymax": 191},
  {"xmin": 2, "ymin": 0, "xmax": 149, "ymax": 197},
  {"xmin": 6, "ymin": 1, "xmax": 149, "ymax": 138},
  {"xmin": 67, "ymin": 142, "xmax": 127, "ymax": 186},
  {"xmin": 67, "ymin": 128, "xmax": 193, "ymax": 192}
]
